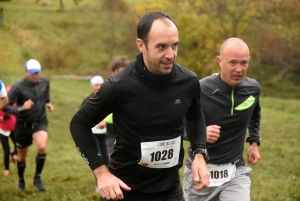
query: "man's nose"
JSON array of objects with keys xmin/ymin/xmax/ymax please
[
  {"xmin": 165, "ymin": 47, "xmax": 175, "ymax": 59},
  {"xmin": 235, "ymin": 65, "xmax": 242, "ymax": 72}
]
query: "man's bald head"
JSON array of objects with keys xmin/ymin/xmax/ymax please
[
  {"xmin": 220, "ymin": 38, "xmax": 249, "ymax": 57},
  {"xmin": 217, "ymin": 37, "xmax": 251, "ymax": 86}
]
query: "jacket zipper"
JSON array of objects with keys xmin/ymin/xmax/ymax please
[{"xmin": 231, "ymin": 87, "xmax": 235, "ymax": 115}]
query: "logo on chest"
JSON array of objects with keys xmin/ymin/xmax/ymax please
[{"xmin": 174, "ymin": 99, "xmax": 182, "ymax": 104}]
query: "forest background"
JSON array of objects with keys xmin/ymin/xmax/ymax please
[
  {"xmin": 0, "ymin": 0, "xmax": 299, "ymax": 201},
  {"xmin": 0, "ymin": 0, "xmax": 300, "ymax": 98}
]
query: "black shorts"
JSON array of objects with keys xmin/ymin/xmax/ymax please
[{"xmin": 15, "ymin": 120, "xmax": 48, "ymax": 148}]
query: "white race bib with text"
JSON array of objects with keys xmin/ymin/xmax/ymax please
[
  {"xmin": 208, "ymin": 163, "xmax": 236, "ymax": 187},
  {"xmin": 138, "ymin": 136, "xmax": 181, "ymax": 168}
]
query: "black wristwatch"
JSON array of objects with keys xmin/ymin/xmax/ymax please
[{"xmin": 193, "ymin": 148, "xmax": 209, "ymax": 162}]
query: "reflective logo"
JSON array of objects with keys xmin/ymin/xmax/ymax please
[{"xmin": 235, "ymin": 95, "xmax": 255, "ymax": 111}]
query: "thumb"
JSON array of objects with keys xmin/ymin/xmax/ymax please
[{"xmin": 119, "ymin": 180, "xmax": 131, "ymax": 191}]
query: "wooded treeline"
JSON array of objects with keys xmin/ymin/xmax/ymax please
[{"xmin": 1, "ymin": 0, "xmax": 300, "ymax": 87}]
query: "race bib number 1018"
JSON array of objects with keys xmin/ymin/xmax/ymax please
[{"xmin": 208, "ymin": 163, "xmax": 236, "ymax": 187}]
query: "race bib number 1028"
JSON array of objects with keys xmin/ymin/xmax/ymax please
[{"xmin": 138, "ymin": 136, "xmax": 181, "ymax": 168}]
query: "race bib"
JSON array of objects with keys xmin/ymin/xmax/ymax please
[
  {"xmin": 138, "ymin": 136, "xmax": 181, "ymax": 168},
  {"xmin": 208, "ymin": 163, "xmax": 236, "ymax": 187}
]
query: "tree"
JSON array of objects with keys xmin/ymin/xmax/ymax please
[{"xmin": 173, "ymin": 0, "xmax": 261, "ymax": 77}]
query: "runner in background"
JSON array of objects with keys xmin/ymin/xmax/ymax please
[
  {"xmin": 184, "ymin": 37, "xmax": 261, "ymax": 201},
  {"xmin": 0, "ymin": 86, "xmax": 17, "ymax": 176},
  {"xmin": 99, "ymin": 56, "xmax": 130, "ymax": 159},
  {"xmin": 3, "ymin": 59, "xmax": 55, "ymax": 191}
]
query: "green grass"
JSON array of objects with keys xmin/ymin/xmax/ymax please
[
  {"xmin": 0, "ymin": 1, "xmax": 299, "ymax": 200},
  {"xmin": 0, "ymin": 73, "xmax": 300, "ymax": 201}
]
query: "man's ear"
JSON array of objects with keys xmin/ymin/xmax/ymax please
[
  {"xmin": 136, "ymin": 38, "xmax": 145, "ymax": 53},
  {"xmin": 216, "ymin": 55, "xmax": 222, "ymax": 66}
]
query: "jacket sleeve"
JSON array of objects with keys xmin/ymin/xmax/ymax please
[
  {"xmin": 3, "ymin": 84, "xmax": 23, "ymax": 114},
  {"xmin": 45, "ymin": 80, "xmax": 51, "ymax": 104},
  {"xmin": 246, "ymin": 95, "xmax": 261, "ymax": 146},
  {"xmin": 185, "ymin": 79, "xmax": 206, "ymax": 151},
  {"xmin": 69, "ymin": 81, "xmax": 116, "ymax": 170}
]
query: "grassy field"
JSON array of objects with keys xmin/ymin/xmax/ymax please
[
  {"xmin": 0, "ymin": 1, "xmax": 299, "ymax": 200},
  {"xmin": 0, "ymin": 74, "xmax": 299, "ymax": 201}
]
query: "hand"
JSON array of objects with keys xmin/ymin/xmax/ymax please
[
  {"xmin": 94, "ymin": 166, "xmax": 131, "ymax": 200},
  {"xmin": 247, "ymin": 142, "xmax": 261, "ymax": 165},
  {"xmin": 23, "ymin": 99, "xmax": 34, "ymax": 110},
  {"xmin": 191, "ymin": 154, "xmax": 210, "ymax": 191},
  {"xmin": 46, "ymin": 103, "xmax": 55, "ymax": 112},
  {"xmin": 99, "ymin": 121, "xmax": 106, "ymax": 129},
  {"xmin": 207, "ymin": 125, "xmax": 221, "ymax": 144}
]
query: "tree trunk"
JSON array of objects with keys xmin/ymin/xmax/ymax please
[
  {"xmin": 59, "ymin": 0, "xmax": 64, "ymax": 12},
  {"xmin": 0, "ymin": 8, "xmax": 3, "ymax": 26}
]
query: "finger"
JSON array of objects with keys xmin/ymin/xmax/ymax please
[
  {"xmin": 114, "ymin": 187, "xmax": 124, "ymax": 200},
  {"xmin": 208, "ymin": 132, "xmax": 220, "ymax": 138},
  {"xmin": 108, "ymin": 188, "xmax": 117, "ymax": 200},
  {"xmin": 252, "ymin": 157, "xmax": 260, "ymax": 165},
  {"xmin": 207, "ymin": 136, "xmax": 218, "ymax": 143},
  {"xmin": 211, "ymin": 129, "xmax": 220, "ymax": 134},
  {"xmin": 209, "ymin": 125, "xmax": 221, "ymax": 130},
  {"xmin": 194, "ymin": 182, "xmax": 206, "ymax": 191},
  {"xmin": 201, "ymin": 173, "xmax": 210, "ymax": 186},
  {"xmin": 192, "ymin": 170, "xmax": 200, "ymax": 182},
  {"xmin": 207, "ymin": 135, "xmax": 218, "ymax": 141},
  {"xmin": 100, "ymin": 189, "xmax": 109, "ymax": 200},
  {"xmin": 247, "ymin": 156, "xmax": 253, "ymax": 164},
  {"xmin": 248, "ymin": 157, "xmax": 256, "ymax": 165}
]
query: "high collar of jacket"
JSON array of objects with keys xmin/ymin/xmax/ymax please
[
  {"xmin": 24, "ymin": 77, "xmax": 38, "ymax": 85},
  {"xmin": 135, "ymin": 53, "xmax": 176, "ymax": 87},
  {"xmin": 217, "ymin": 73, "xmax": 243, "ymax": 91}
]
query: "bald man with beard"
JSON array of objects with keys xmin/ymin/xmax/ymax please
[{"xmin": 184, "ymin": 38, "xmax": 261, "ymax": 201}]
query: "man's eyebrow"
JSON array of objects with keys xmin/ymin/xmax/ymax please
[{"xmin": 155, "ymin": 41, "xmax": 179, "ymax": 46}]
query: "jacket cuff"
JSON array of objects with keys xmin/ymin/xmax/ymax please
[{"xmin": 246, "ymin": 136, "xmax": 260, "ymax": 146}]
